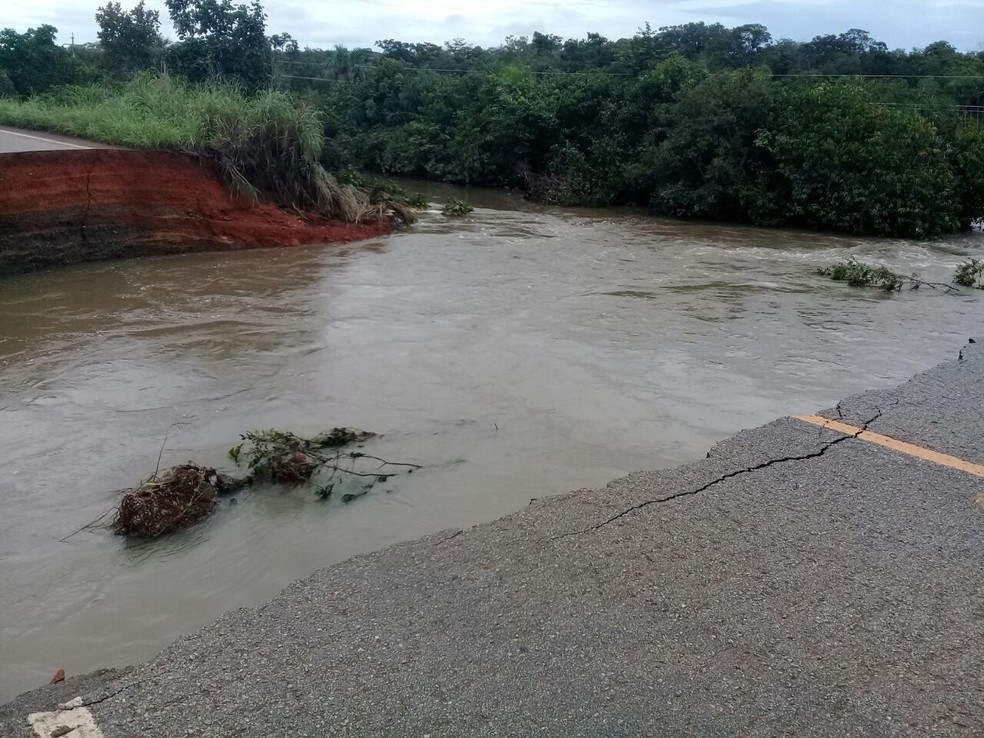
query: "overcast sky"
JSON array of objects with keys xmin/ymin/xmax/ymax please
[{"xmin": 5, "ymin": 0, "xmax": 984, "ymax": 52}]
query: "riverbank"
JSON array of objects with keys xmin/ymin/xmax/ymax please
[
  {"xmin": 3, "ymin": 338, "xmax": 982, "ymax": 736},
  {"xmin": 0, "ymin": 149, "xmax": 390, "ymax": 276}
]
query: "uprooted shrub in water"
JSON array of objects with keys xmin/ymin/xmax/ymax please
[
  {"xmin": 229, "ymin": 428, "xmax": 420, "ymax": 503},
  {"xmin": 111, "ymin": 464, "xmax": 243, "ymax": 538},
  {"xmin": 228, "ymin": 428, "xmax": 376, "ymax": 484}
]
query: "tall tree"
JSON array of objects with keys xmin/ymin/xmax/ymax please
[
  {"xmin": 165, "ymin": 0, "xmax": 270, "ymax": 89},
  {"xmin": 755, "ymin": 81, "xmax": 959, "ymax": 238},
  {"xmin": 0, "ymin": 25, "xmax": 76, "ymax": 96},
  {"xmin": 95, "ymin": 1, "xmax": 165, "ymax": 78}
]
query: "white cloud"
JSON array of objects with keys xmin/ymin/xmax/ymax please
[{"xmin": 2, "ymin": 0, "xmax": 982, "ymax": 51}]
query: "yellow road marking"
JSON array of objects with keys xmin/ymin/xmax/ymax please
[{"xmin": 794, "ymin": 414, "xmax": 984, "ymax": 479}]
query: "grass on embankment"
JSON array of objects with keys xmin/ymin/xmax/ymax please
[{"xmin": 0, "ymin": 75, "xmax": 411, "ymax": 224}]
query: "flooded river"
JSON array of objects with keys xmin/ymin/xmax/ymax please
[{"xmin": 1, "ymin": 188, "xmax": 982, "ymax": 701}]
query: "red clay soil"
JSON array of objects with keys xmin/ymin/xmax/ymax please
[{"xmin": 0, "ymin": 149, "xmax": 390, "ymax": 275}]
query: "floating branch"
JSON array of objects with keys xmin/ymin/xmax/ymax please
[{"xmin": 817, "ymin": 258, "xmax": 960, "ymax": 294}]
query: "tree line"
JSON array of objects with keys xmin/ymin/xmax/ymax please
[{"xmin": 2, "ymin": 3, "xmax": 983, "ymax": 237}]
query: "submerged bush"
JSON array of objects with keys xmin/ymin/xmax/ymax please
[
  {"xmin": 442, "ymin": 197, "xmax": 474, "ymax": 216},
  {"xmin": 337, "ymin": 171, "xmax": 428, "ymax": 220},
  {"xmin": 228, "ymin": 427, "xmax": 375, "ymax": 485},
  {"xmin": 953, "ymin": 258, "xmax": 984, "ymax": 289},
  {"xmin": 817, "ymin": 259, "xmax": 910, "ymax": 291}
]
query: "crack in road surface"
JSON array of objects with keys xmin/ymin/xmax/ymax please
[
  {"xmin": 551, "ymin": 410, "xmax": 886, "ymax": 540},
  {"xmin": 71, "ymin": 685, "xmax": 128, "ymax": 709}
]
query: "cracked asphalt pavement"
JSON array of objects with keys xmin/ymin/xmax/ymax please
[{"xmin": 3, "ymin": 340, "xmax": 982, "ymax": 737}]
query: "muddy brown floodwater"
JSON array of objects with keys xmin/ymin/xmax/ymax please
[{"xmin": 1, "ymin": 186, "xmax": 982, "ymax": 701}]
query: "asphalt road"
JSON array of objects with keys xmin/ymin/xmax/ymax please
[
  {"xmin": 2, "ymin": 339, "xmax": 982, "ymax": 737},
  {"xmin": 0, "ymin": 126, "xmax": 111, "ymax": 153}
]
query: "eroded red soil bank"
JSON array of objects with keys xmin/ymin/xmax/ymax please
[{"xmin": 0, "ymin": 149, "xmax": 390, "ymax": 275}]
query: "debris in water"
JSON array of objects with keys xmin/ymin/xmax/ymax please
[
  {"xmin": 228, "ymin": 427, "xmax": 377, "ymax": 484},
  {"xmin": 111, "ymin": 464, "xmax": 227, "ymax": 538},
  {"xmin": 103, "ymin": 428, "xmax": 420, "ymax": 539}
]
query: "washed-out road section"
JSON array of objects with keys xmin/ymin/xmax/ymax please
[
  {"xmin": 2, "ymin": 355, "xmax": 982, "ymax": 734},
  {"xmin": 0, "ymin": 138, "xmax": 389, "ymax": 276}
]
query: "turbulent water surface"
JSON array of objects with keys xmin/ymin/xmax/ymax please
[{"xmin": 1, "ymin": 186, "xmax": 982, "ymax": 701}]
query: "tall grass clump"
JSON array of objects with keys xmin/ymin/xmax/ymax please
[{"xmin": 0, "ymin": 75, "xmax": 410, "ymax": 224}]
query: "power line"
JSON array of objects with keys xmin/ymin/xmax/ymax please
[
  {"xmin": 877, "ymin": 103, "xmax": 984, "ymax": 111},
  {"xmin": 279, "ymin": 74, "xmax": 342, "ymax": 82},
  {"xmin": 771, "ymin": 73, "xmax": 984, "ymax": 80},
  {"xmin": 274, "ymin": 60, "xmax": 984, "ymax": 81}
]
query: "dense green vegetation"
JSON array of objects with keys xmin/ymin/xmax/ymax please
[
  {"xmin": 298, "ymin": 32, "xmax": 984, "ymax": 238},
  {"xmin": 2, "ymin": 6, "xmax": 984, "ymax": 237},
  {"xmin": 0, "ymin": 74, "xmax": 272, "ymax": 147}
]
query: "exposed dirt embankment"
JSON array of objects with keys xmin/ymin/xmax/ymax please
[{"xmin": 0, "ymin": 149, "xmax": 390, "ymax": 276}]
